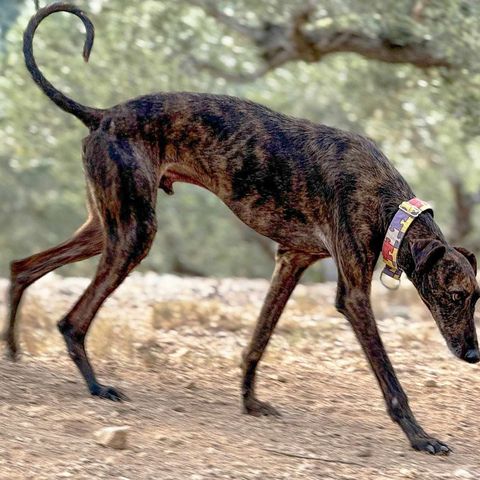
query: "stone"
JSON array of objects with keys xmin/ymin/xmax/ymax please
[
  {"xmin": 94, "ymin": 426, "xmax": 130, "ymax": 450},
  {"xmin": 454, "ymin": 469, "xmax": 475, "ymax": 479}
]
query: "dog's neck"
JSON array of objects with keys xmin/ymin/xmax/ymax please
[{"xmin": 394, "ymin": 212, "xmax": 446, "ymax": 278}]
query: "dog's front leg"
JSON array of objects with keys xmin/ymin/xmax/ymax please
[
  {"xmin": 336, "ymin": 283, "xmax": 450, "ymax": 455},
  {"xmin": 241, "ymin": 248, "xmax": 321, "ymax": 416}
]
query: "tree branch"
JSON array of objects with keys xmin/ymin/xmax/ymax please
[
  {"xmin": 308, "ymin": 29, "xmax": 450, "ymax": 67},
  {"xmin": 263, "ymin": 448, "xmax": 365, "ymax": 467},
  {"xmin": 188, "ymin": 1, "xmax": 451, "ymax": 81}
]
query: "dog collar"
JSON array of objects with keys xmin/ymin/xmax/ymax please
[{"xmin": 380, "ymin": 197, "xmax": 433, "ymax": 289}]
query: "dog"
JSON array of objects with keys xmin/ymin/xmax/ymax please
[{"xmin": 5, "ymin": 3, "xmax": 479, "ymax": 455}]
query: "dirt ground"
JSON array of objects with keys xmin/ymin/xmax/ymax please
[{"xmin": 0, "ymin": 273, "xmax": 479, "ymax": 479}]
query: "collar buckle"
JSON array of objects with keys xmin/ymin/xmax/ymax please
[{"xmin": 398, "ymin": 202, "xmax": 423, "ymax": 218}]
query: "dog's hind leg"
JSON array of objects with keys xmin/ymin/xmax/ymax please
[
  {"xmin": 58, "ymin": 137, "xmax": 157, "ymax": 400},
  {"xmin": 4, "ymin": 209, "xmax": 103, "ymax": 360},
  {"xmin": 241, "ymin": 247, "xmax": 322, "ymax": 416}
]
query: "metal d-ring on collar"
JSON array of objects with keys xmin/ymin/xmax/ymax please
[{"xmin": 380, "ymin": 198, "xmax": 433, "ymax": 290}]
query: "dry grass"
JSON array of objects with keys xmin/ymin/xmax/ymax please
[
  {"xmin": 151, "ymin": 299, "xmax": 249, "ymax": 332},
  {"xmin": 19, "ymin": 297, "xmax": 138, "ymax": 359}
]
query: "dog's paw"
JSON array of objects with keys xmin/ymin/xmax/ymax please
[
  {"xmin": 243, "ymin": 398, "xmax": 281, "ymax": 417},
  {"xmin": 411, "ymin": 436, "xmax": 451, "ymax": 455},
  {"xmin": 91, "ymin": 384, "xmax": 129, "ymax": 402}
]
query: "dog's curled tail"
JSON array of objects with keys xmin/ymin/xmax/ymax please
[{"xmin": 23, "ymin": 2, "xmax": 103, "ymax": 129}]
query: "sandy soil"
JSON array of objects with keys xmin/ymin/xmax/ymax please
[{"xmin": 0, "ymin": 273, "xmax": 479, "ymax": 479}]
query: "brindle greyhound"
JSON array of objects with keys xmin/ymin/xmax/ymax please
[{"xmin": 5, "ymin": 3, "xmax": 479, "ymax": 455}]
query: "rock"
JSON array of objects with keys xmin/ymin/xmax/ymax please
[
  {"xmin": 398, "ymin": 468, "xmax": 414, "ymax": 478},
  {"xmin": 454, "ymin": 469, "xmax": 475, "ymax": 479},
  {"xmin": 424, "ymin": 379, "xmax": 439, "ymax": 388},
  {"xmin": 94, "ymin": 426, "xmax": 130, "ymax": 450},
  {"xmin": 172, "ymin": 405, "xmax": 186, "ymax": 413}
]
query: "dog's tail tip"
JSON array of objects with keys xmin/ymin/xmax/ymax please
[
  {"xmin": 82, "ymin": 26, "xmax": 94, "ymax": 63},
  {"xmin": 82, "ymin": 46, "xmax": 91, "ymax": 63}
]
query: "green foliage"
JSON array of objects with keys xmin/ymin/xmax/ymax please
[{"xmin": 1, "ymin": 0, "xmax": 480, "ymax": 280}]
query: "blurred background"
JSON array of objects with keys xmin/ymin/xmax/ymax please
[
  {"xmin": 1, "ymin": 0, "xmax": 480, "ymax": 280},
  {"xmin": 3, "ymin": 3, "xmax": 480, "ymax": 476}
]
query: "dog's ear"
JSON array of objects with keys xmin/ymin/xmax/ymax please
[
  {"xmin": 410, "ymin": 239, "xmax": 446, "ymax": 275},
  {"xmin": 454, "ymin": 246, "xmax": 477, "ymax": 275}
]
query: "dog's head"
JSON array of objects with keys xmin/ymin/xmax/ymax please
[{"xmin": 409, "ymin": 239, "xmax": 480, "ymax": 363}]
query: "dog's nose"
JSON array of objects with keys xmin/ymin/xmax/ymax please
[{"xmin": 464, "ymin": 349, "xmax": 480, "ymax": 364}]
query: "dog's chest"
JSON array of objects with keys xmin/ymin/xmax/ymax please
[{"xmin": 221, "ymin": 197, "xmax": 332, "ymax": 253}]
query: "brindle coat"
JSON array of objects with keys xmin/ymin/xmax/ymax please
[{"xmin": 5, "ymin": 3, "xmax": 480, "ymax": 455}]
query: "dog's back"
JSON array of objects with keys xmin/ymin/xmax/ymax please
[{"xmin": 97, "ymin": 92, "xmax": 413, "ymax": 253}]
